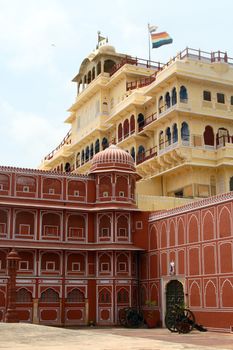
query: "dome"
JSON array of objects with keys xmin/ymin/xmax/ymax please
[
  {"xmin": 98, "ymin": 45, "xmax": 116, "ymax": 54},
  {"xmin": 89, "ymin": 145, "xmax": 135, "ymax": 174}
]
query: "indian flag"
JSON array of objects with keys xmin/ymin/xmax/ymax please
[{"xmin": 151, "ymin": 31, "xmax": 173, "ymax": 49}]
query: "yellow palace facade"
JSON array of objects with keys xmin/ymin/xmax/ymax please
[{"xmin": 40, "ymin": 43, "xmax": 233, "ymax": 210}]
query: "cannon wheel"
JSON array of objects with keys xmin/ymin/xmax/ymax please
[
  {"xmin": 176, "ymin": 308, "xmax": 196, "ymax": 334},
  {"xmin": 165, "ymin": 309, "xmax": 178, "ymax": 332},
  {"xmin": 126, "ymin": 308, "xmax": 144, "ymax": 328}
]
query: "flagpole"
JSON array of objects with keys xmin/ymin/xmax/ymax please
[{"xmin": 148, "ymin": 23, "xmax": 151, "ymax": 63}]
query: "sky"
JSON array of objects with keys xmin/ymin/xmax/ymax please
[{"xmin": 0, "ymin": 0, "xmax": 232, "ymax": 168}]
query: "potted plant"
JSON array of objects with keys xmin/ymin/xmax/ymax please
[{"xmin": 144, "ymin": 300, "xmax": 160, "ymax": 328}]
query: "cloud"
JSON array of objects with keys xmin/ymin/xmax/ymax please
[{"xmin": 0, "ymin": 98, "xmax": 68, "ymax": 168}]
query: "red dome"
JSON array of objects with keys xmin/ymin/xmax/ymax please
[{"xmin": 89, "ymin": 145, "xmax": 135, "ymax": 174}]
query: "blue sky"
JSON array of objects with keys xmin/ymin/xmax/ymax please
[{"xmin": 0, "ymin": 0, "xmax": 232, "ymax": 168}]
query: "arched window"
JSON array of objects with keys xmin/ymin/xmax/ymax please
[
  {"xmin": 180, "ymin": 86, "xmax": 188, "ymax": 102},
  {"xmin": 118, "ymin": 123, "xmax": 123, "ymax": 142},
  {"xmin": 81, "ymin": 150, "xmax": 85, "ymax": 164},
  {"xmin": 131, "ymin": 147, "xmax": 135, "ymax": 161},
  {"xmin": 90, "ymin": 143, "xmax": 94, "ymax": 159},
  {"xmin": 95, "ymin": 139, "xmax": 100, "ymax": 153},
  {"xmin": 130, "ymin": 115, "xmax": 135, "ymax": 133},
  {"xmin": 123, "ymin": 119, "xmax": 129, "ymax": 138},
  {"xmin": 158, "ymin": 96, "xmax": 163, "ymax": 113},
  {"xmin": 172, "ymin": 88, "xmax": 177, "ymax": 105},
  {"xmin": 65, "ymin": 162, "xmax": 71, "ymax": 173},
  {"xmin": 230, "ymin": 176, "xmax": 233, "ymax": 191},
  {"xmin": 172, "ymin": 124, "xmax": 178, "ymax": 143},
  {"xmin": 165, "ymin": 92, "xmax": 171, "ymax": 109},
  {"xmin": 60, "ymin": 164, "xmax": 63, "ymax": 172},
  {"xmin": 166, "ymin": 127, "xmax": 171, "ymax": 146},
  {"xmin": 117, "ymin": 288, "xmax": 129, "ymax": 303},
  {"xmin": 137, "ymin": 113, "xmax": 144, "ymax": 131},
  {"xmin": 40, "ymin": 288, "xmax": 59, "ymax": 302},
  {"xmin": 181, "ymin": 122, "xmax": 190, "ymax": 143},
  {"xmin": 76, "ymin": 153, "xmax": 80, "ymax": 168},
  {"xmin": 99, "ymin": 289, "xmax": 111, "ymax": 303},
  {"xmin": 137, "ymin": 145, "xmax": 145, "ymax": 163},
  {"xmin": 16, "ymin": 288, "xmax": 32, "ymax": 303},
  {"xmin": 85, "ymin": 146, "xmax": 90, "ymax": 161},
  {"xmin": 204, "ymin": 126, "xmax": 214, "ymax": 146},
  {"xmin": 104, "ymin": 59, "xmax": 115, "ymax": 73},
  {"xmin": 87, "ymin": 71, "xmax": 91, "ymax": 84},
  {"xmin": 84, "ymin": 75, "xmax": 87, "ymax": 88},
  {"xmin": 102, "ymin": 137, "xmax": 109, "ymax": 150},
  {"xmin": 67, "ymin": 289, "xmax": 85, "ymax": 303},
  {"xmin": 159, "ymin": 131, "xmax": 164, "ymax": 149},
  {"xmin": 92, "ymin": 67, "xmax": 95, "ymax": 80},
  {"xmin": 97, "ymin": 62, "xmax": 101, "ymax": 76}
]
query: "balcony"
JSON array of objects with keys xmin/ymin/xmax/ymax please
[
  {"xmin": 110, "ymin": 56, "xmax": 164, "ymax": 77},
  {"xmin": 44, "ymin": 129, "xmax": 72, "ymax": 162},
  {"xmin": 135, "ymin": 133, "xmax": 233, "ymax": 168}
]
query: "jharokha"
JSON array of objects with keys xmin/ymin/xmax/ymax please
[{"xmin": 0, "ymin": 39, "xmax": 233, "ymax": 331}]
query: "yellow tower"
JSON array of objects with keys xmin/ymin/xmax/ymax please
[{"xmin": 40, "ymin": 42, "xmax": 233, "ymax": 210}]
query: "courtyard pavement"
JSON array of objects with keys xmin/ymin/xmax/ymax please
[{"xmin": 0, "ymin": 323, "xmax": 232, "ymax": 350}]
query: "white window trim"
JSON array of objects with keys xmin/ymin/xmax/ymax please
[
  {"xmin": 101, "ymin": 262, "xmax": 110, "ymax": 272},
  {"xmin": 100, "ymin": 227, "xmax": 110, "ymax": 237},
  {"xmin": 68, "ymin": 227, "xmax": 84, "ymax": 238},
  {"xmin": 44, "ymin": 225, "xmax": 58, "ymax": 236},
  {"xmin": 136, "ymin": 221, "xmax": 143, "ymax": 229},
  {"xmin": 74, "ymin": 190, "xmax": 79, "ymax": 196},
  {"xmin": 103, "ymin": 191, "xmax": 109, "ymax": 197},
  {"xmin": 118, "ymin": 228, "xmax": 127, "ymax": 237},
  {"xmin": 48, "ymin": 188, "xmax": 55, "ymax": 194},
  {"xmin": 119, "ymin": 191, "xmax": 125, "ymax": 197},
  {"xmin": 46, "ymin": 261, "xmax": 56, "ymax": 271},
  {"xmin": 19, "ymin": 224, "xmax": 30, "ymax": 235},
  {"xmin": 19, "ymin": 260, "xmax": 29, "ymax": 271},
  {"xmin": 23, "ymin": 186, "xmax": 29, "ymax": 193},
  {"xmin": 72, "ymin": 262, "xmax": 81, "ymax": 272},
  {"xmin": 118, "ymin": 262, "xmax": 127, "ymax": 272}
]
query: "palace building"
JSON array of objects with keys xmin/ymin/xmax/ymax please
[
  {"xmin": 0, "ymin": 39, "xmax": 233, "ymax": 331},
  {"xmin": 40, "ymin": 43, "xmax": 233, "ymax": 211}
]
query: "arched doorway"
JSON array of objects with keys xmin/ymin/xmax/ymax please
[
  {"xmin": 204, "ymin": 125, "xmax": 214, "ymax": 146},
  {"xmin": 166, "ymin": 280, "xmax": 184, "ymax": 311}
]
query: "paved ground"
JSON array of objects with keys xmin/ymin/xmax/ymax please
[{"xmin": 0, "ymin": 324, "xmax": 232, "ymax": 350}]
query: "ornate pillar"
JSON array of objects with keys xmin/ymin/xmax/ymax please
[{"xmin": 5, "ymin": 249, "xmax": 21, "ymax": 323}]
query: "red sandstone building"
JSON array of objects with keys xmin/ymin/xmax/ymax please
[{"xmin": 0, "ymin": 145, "xmax": 232, "ymax": 331}]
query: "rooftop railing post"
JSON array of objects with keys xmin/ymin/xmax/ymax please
[{"xmin": 224, "ymin": 52, "xmax": 228, "ymax": 63}]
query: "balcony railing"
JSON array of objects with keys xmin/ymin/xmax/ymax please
[
  {"xmin": 138, "ymin": 112, "xmax": 158, "ymax": 132},
  {"xmin": 126, "ymin": 74, "xmax": 157, "ymax": 91},
  {"xmin": 136, "ymin": 146, "xmax": 157, "ymax": 165},
  {"xmin": 44, "ymin": 129, "xmax": 72, "ymax": 161},
  {"xmin": 110, "ymin": 56, "xmax": 164, "ymax": 76},
  {"xmin": 118, "ymin": 129, "xmax": 135, "ymax": 143},
  {"xmin": 135, "ymin": 133, "xmax": 233, "ymax": 167},
  {"xmin": 125, "ymin": 48, "xmax": 233, "ymax": 93}
]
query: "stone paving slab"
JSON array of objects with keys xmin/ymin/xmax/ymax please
[{"xmin": 0, "ymin": 324, "xmax": 232, "ymax": 350}]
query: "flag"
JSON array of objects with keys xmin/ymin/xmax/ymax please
[
  {"xmin": 151, "ymin": 31, "xmax": 173, "ymax": 49},
  {"xmin": 148, "ymin": 24, "xmax": 158, "ymax": 33},
  {"xmin": 97, "ymin": 32, "xmax": 108, "ymax": 47}
]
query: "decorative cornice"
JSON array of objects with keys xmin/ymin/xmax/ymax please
[
  {"xmin": 149, "ymin": 191, "xmax": 233, "ymax": 222},
  {"xmin": 0, "ymin": 165, "xmax": 93, "ymax": 180}
]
